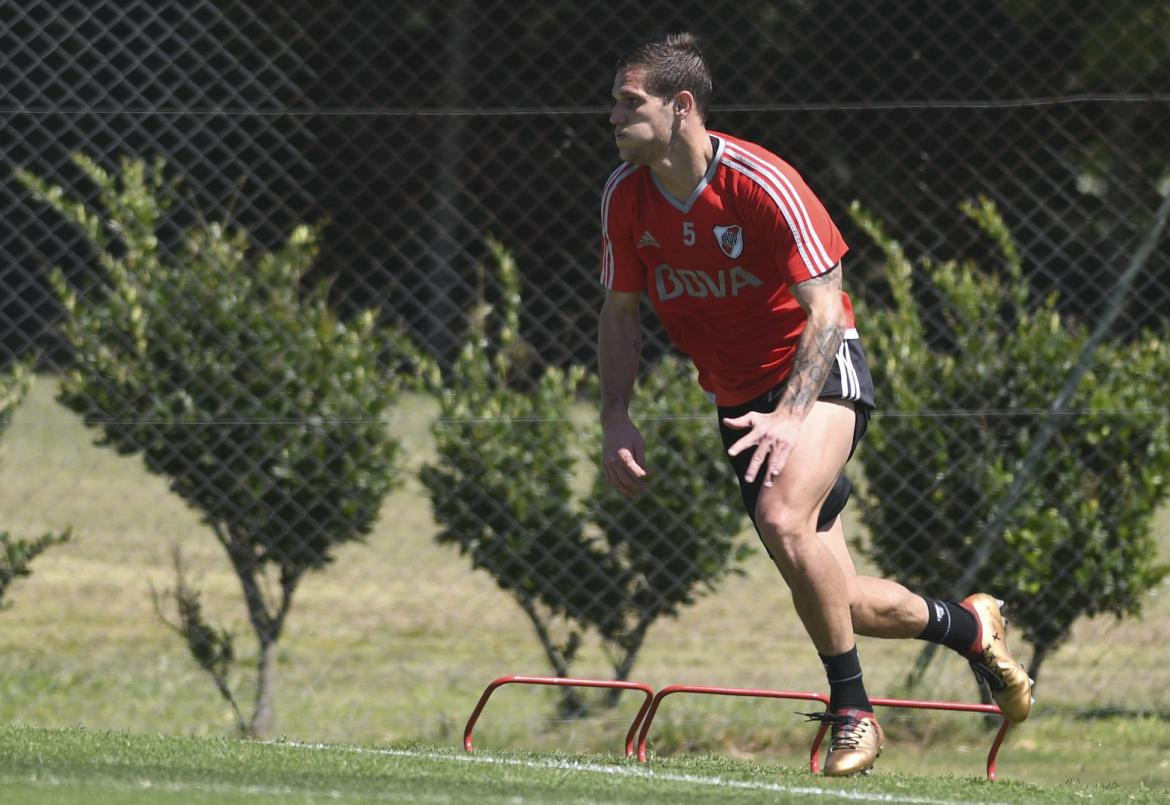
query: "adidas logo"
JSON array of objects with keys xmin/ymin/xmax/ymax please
[{"xmin": 637, "ymin": 230, "xmax": 660, "ymax": 249}]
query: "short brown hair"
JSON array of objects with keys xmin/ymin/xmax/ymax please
[{"xmin": 616, "ymin": 32, "xmax": 713, "ymax": 122}]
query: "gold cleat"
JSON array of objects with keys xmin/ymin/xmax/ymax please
[
  {"xmin": 803, "ymin": 708, "xmax": 884, "ymax": 777},
  {"xmin": 961, "ymin": 593, "xmax": 1034, "ymax": 722}
]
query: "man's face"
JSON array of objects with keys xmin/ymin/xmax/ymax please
[{"xmin": 609, "ymin": 68, "xmax": 674, "ymax": 164}]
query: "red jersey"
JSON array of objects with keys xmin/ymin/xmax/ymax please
[{"xmin": 600, "ymin": 131, "xmax": 854, "ymax": 406}]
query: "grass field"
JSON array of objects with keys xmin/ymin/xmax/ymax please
[
  {"xmin": 2, "ymin": 376, "xmax": 1169, "ymax": 798},
  {"xmin": 2, "ymin": 724, "xmax": 1167, "ymax": 804}
]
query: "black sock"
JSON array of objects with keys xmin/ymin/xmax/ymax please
[
  {"xmin": 916, "ymin": 597, "xmax": 979, "ymax": 656},
  {"xmin": 820, "ymin": 645, "xmax": 871, "ymax": 712}
]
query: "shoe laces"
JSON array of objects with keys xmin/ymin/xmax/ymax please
[
  {"xmin": 799, "ymin": 710, "xmax": 871, "ymax": 751},
  {"xmin": 969, "ymin": 646, "xmax": 1009, "ymax": 690}
]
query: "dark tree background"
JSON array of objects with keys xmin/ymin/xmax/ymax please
[{"xmin": 4, "ymin": 0, "xmax": 1168, "ymax": 370}]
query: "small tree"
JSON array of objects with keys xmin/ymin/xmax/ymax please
[
  {"xmin": 851, "ymin": 197, "xmax": 1170, "ymax": 684},
  {"xmin": 420, "ymin": 239, "xmax": 610, "ymax": 716},
  {"xmin": 1, "ymin": 363, "xmax": 71, "ymax": 609},
  {"xmin": 18, "ymin": 154, "xmax": 427, "ymax": 736},
  {"xmin": 585, "ymin": 354, "xmax": 751, "ymax": 701},
  {"xmin": 422, "ymin": 240, "xmax": 753, "ymax": 713}
]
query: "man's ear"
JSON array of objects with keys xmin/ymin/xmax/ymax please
[{"xmin": 674, "ymin": 90, "xmax": 697, "ymax": 118}]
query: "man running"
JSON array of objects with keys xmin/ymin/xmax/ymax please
[{"xmin": 597, "ymin": 32, "xmax": 1033, "ymax": 776}]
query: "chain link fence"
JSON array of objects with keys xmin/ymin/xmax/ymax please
[{"xmin": 3, "ymin": 0, "xmax": 1170, "ymax": 746}]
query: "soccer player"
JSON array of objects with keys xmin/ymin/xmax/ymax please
[{"xmin": 597, "ymin": 32, "xmax": 1033, "ymax": 776}]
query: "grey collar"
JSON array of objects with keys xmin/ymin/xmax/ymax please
[{"xmin": 650, "ymin": 134, "xmax": 724, "ymax": 213}]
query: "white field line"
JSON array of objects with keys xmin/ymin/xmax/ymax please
[{"xmin": 273, "ymin": 741, "xmax": 1009, "ymax": 805}]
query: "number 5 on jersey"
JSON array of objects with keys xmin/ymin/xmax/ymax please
[{"xmin": 682, "ymin": 221, "xmax": 695, "ymax": 246}]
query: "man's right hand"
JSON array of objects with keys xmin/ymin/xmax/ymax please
[{"xmin": 601, "ymin": 416, "xmax": 649, "ymax": 498}]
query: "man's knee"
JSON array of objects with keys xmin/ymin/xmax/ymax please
[{"xmin": 756, "ymin": 506, "xmax": 813, "ymax": 567}]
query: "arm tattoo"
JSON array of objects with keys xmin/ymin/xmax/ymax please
[
  {"xmin": 796, "ymin": 270, "xmax": 840, "ymax": 289},
  {"xmin": 777, "ymin": 323, "xmax": 843, "ymax": 414},
  {"xmin": 775, "ymin": 264, "xmax": 844, "ymax": 416}
]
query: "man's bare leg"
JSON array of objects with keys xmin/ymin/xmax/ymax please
[
  {"xmin": 817, "ymin": 517, "xmax": 932, "ymax": 639},
  {"xmin": 752, "ymin": 399, "xmax": 884, "ymax": 775},
  {"xmin": 818, "ymin": 496, "xmax": 1034, "ymax": 722},
  {"xmin": 753, "ymin": 399, "xmax": 858, "ymax": 654}
]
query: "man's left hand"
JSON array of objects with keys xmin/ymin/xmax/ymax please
[{"xmin": 722, "ymin": 410, "xmax": 802, "ymax": 487}]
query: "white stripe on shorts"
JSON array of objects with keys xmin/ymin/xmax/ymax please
[{"xmin": 836, "ymin": 340, "xmax": 861, "ymax": 401}]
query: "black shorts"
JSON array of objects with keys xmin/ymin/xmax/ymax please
[{"xmin": 717, "ymin": 336, "xmax": 876, "ymax": 533}]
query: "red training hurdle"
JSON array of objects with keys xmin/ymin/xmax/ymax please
[
  {"xmin": 463, "ymin": 675, "xmax": 656, "ymax": 758},
  {"xmin": 464, "ymin": 675, "xmax": 1014, "ymax": 780}
]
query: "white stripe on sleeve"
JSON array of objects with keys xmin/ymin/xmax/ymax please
[
  {"xmin": 599, "ymin": 163, "xmax": 638, "ymax": 288},
  {"xmin": 721, "ymin": 143, "xmax": 834, "ymax": 275}
]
